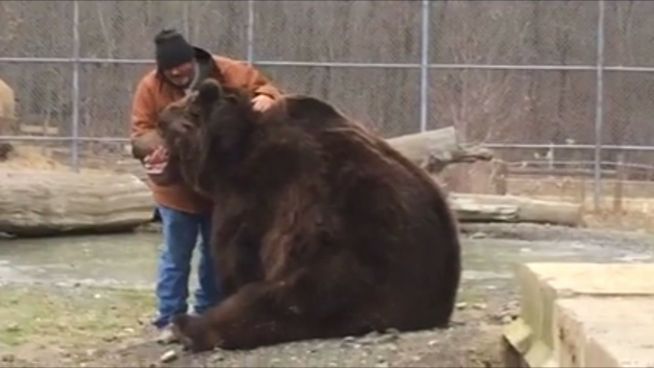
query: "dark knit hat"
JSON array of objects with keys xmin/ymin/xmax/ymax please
[{"xmin": 154, "ymin": 29, "xmax": 194, "ymax": 70}]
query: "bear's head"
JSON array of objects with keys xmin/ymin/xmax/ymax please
[{"xmin": 157, "ymin": 79, "xmax": 262, "ymax": 194}]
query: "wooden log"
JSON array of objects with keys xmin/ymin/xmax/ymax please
[
  {"xmin": 123, "ymin": 126, "xmax": 488, "ymax": 176},
  {"xmin": 1, "ymin": 125, "xmax": 571, "ymax": 235},
  {"xmin": 449, "ymin": 192, "xmax": 583, "ymax": 227},
  {"xmin": 386, "ymin": 126, "xmax": 493, "ymax": 173},
  {"xmin": 0, "ymin": 168, "xmax": 155, "ymax": 236}
]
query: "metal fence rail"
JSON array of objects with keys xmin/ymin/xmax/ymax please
[{"xmin": 1, "ymin": 0, "xmax": 654, "ymax": 211}]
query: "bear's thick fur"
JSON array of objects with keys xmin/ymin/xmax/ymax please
[{"xmin": 157, "ymin": 79, "xmax": 462, "ymax": 351}]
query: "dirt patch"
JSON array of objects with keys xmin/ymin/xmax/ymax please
[
  {"xmin": 85, "ymin": 298, "xmax": 515, "ymax": 368},
  {"xmin": 583, "ymin": 208, "xmax": 654, "ymax": 234},
  {"xmin": 461, "ymin": 222, "xmax": 654, "ymax": 252},
  {"xmin": 2, "ymin": 214, "xmax": 653, "ymax": 367},
  {"xmin": 0, "ymin": 273, "xmax": 517, "ymax": 368}
]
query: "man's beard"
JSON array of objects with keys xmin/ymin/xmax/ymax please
[{"xmin": 163, "ymin": 62, "xmax": 197, "ymax": 91}]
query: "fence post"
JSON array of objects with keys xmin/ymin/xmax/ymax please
[
  {"xmin": 593, "ymin": 0, "xmax": 605, "ymax": 211},
  {"xmin": 183, "ymin": 1, "xmax": 190, "ymax": 40},
  {"xmin": 71, "ymin": 0, "xmax": 80, "ymax": 172},
  {"xmin": 247, "ymin": 0, "xmax": 255, "ymax": 63},
  {"xmin": 613, "ymin": 152, "xmax": 625, "ymax": 213},
  {"xmin": 419, "ymin": 0, "xmax": 430, "ymax": 133}
]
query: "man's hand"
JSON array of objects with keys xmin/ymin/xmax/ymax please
[
  {"xmin": 144, "ymin": 145, "xmax": 169, "ymax": 175},
  {"xmin": 251, "ymin": 94, "xmax": 275, "ymax": 112}
]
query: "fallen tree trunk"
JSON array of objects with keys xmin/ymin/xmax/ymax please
[
  {"xmin": 386, "ymin": 126, "xmax": 493, "ymax": 173},
  {"xmin": 121, "ymin": 126, "xmax": 493, "ymax": 190},
  {"xmin": 0, "ymin": 169, "xmax": 155, "ymax": 236},
  {"xmin": 0, "ymin": 169, "xmax": 581, "ymax": 236},
  {"xmin": 121, "ymin": 125, "xmax": 492, "ymax": 175},
  {"xmin": 0, "ymin": 125, "xmax": 574, "ymax": 236},
  {"xmin": 449, "ymin": 193, "xmax": 583, "ymax": 227}
]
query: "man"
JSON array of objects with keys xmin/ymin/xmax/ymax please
[{"xmin": 130, "ymin": 29, "xmax": 281, "ymax": 342}]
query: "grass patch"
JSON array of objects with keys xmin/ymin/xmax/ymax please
[{"xmin": 0, "ymin": 284, "xmax": 155, "ymax": 364}]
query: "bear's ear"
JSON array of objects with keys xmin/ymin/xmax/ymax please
[{"xmin": 196, "ymin": 79, "xmax": 223, "ymax": 112}]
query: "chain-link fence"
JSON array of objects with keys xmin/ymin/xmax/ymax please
[{"xmin": 1, "ymin": 0, "xmax": 654, "ymax": 210}]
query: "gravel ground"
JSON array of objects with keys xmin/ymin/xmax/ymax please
[
  {"xmin": 85, "ymin": 299, "xmax": 515, "ymax": 368},
  {"xmin": 461, "ymin": 222, "xmax": 654, "ymax": 252},
  {"xmin": 2, "ymin": 221, "xmax": 653, "ymax": 368}
]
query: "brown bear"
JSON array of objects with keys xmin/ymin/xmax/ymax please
[{"xmin": 156, "ymin": 79, "xmax": 462, "ymax": 351}]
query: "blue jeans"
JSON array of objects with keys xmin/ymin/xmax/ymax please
[{"xmin": 153, "ymin": 205, "xmax": 224, "ymax": 329}]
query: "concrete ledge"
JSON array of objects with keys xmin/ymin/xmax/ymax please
[
  {"xmin": 503, "ymin": 262, "xmax": 654, "ymax": 368},
  {"xmin": 556, "ymin": 297, "xmax": 654, "ymax": 367}
]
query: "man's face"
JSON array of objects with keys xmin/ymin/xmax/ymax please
[{"xmin": 163, "ymin": 61, "xmax": 195, "ymax": 88}]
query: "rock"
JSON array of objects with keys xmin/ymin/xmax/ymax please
[
  {"xmin": 6, "ymin": 322, "xmax": 19, "ymax": 332},
  {"xmin": 353, "ymin": 330, "xmax": 400, "ymax": 346},
  {"xmin": 375, "ymin": 335, "xmax": 397, "ymax": 345},
  {"xmin": 428, "ymin": 339, "xmax": 438, "ymax": 346},
  {"xmin": 160, "ymin": 350, "xmax": 177, "ymax": 363},
  {"xmin": 471, "ymin": 231, "xmax": 488, "ymax": 239},
  {"xmin": 359, "ymin": 331, "xmax": 381, "ymax": 345},
  {"xmin": 378, "ymin": 329, "xmax": 400, "ymax": 344},
  {"xmin": 385, "ymin": 328, "xmax": 400, "ymax": 336},
  {"xmin": 102, "ymin": 335, "xmax": 118, "ymax": 342},
  {"xmin": 509, "ymin": 301, "xmax": 520, "ymax": 312},
  {"xmin": 340, "ymin": 336, "xmax": 357, "ymax": 347},
  {"xmin": 494, "ymin": 299, "xmax": 520, "ymax": 322},
  {"xmin": 456, "ymin": 302, "xmax": 468, "ymax": 309},
  {"xmin": 472, "ymin": 302, "xmax": 487, "ymax": 310},
  {"xmin": 60, "ymin": 357, "xmax": 74, "ymax": 365}
]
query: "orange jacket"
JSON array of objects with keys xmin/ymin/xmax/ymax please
[{"xmin": 130, "ymin": 54, "xmax": 282, "ymax": 214}]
